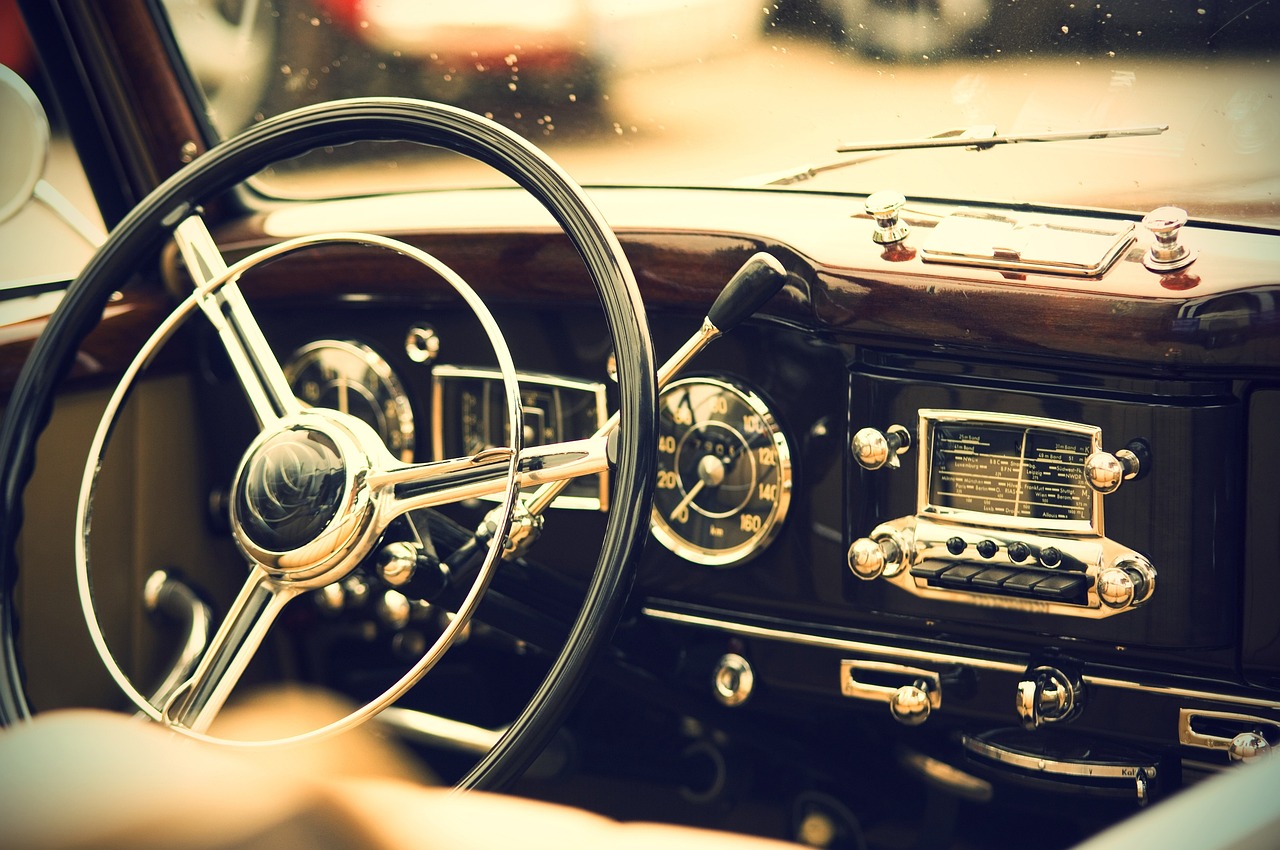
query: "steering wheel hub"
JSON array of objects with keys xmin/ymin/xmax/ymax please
[
  {"xmin": 230, "ymin": 417, "xmax": 372, "ymax": 579},
  {"xmin": 236, "ymin": 428, "xmax": 346, "ymax": 552}
]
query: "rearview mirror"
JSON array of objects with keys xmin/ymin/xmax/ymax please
[{"xmin": 0, "ymin": 63, "xmax": 51, "ymax": 225}]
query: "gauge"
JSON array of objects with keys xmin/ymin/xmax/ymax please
[
  {"xmin": 284, "ymin": 339, "xmax": 415, "ymax": 461},
  {"xmin": 651, "ymin": 377, "xmax": 792, "ymax": 566}
]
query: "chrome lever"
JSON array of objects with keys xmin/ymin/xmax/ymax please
[
  {"xmin": 141, "ymin": 570, "xmax": 213, "ymax": 714},
  {"xmin": 377, "ymin": 705, "xmax": 503, "ymax": 756}
]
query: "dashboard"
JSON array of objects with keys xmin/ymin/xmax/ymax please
[
  {"xmin": 4, "ymin": 177, "xmax": 1278, "ymax": 843},
  {"xmin": 159, "ymin": 185, "xmax": 1276, "ymax": 812}
]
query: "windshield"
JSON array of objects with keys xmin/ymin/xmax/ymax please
[{"xmin": 162, "ymin": 0, "xmax": 1280, "ymax": 227}]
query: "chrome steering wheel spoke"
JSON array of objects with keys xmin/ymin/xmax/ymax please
[
  {"xmin": 173, "ymin": 214, "xmax": 300, "ymax": 428},
  {"xmin": 370, "ymin": 435, "xmax": 612, "ymax": 518},
  {"xmin": 161, "ymin": 566, "xmax": 299, "ymax": 734}
]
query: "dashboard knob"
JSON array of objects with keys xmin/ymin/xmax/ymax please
[
  {"xmin": 377, "ymin": 589, "xmax": 412, "ymax": 631},
  {"xmin": 712, "ymin": 653, "xmax": 755, "ymax": 707},
  {"xmin": 377, "ymin": 540, "xmax": 450, "ymax": 600},
  {"xmin": 889, "ymin": 682, "xmax": 932, "ymax": 726},
  {"xmin": 1096, "ymin": 567, "xmax": 1135, "ymax": 608},
  {"xmin": 848, "ymin": 535, "xmax": 902, "ymax": 580},
  {"xmin": 1097, "ymin": 554, "xmax": 1156, "ymax": 609},
  {"xmin": 1016, "ymin": 665, "xmax": 1084, "ymax": 730},
  {"xmin": 852, "ymin": 424, "xmax": 911, "ymax": 470},
  {"xmin": 865, "ymin": 190, "xmax": 910, "ymax": 244},
  {"xmin": 1227, "ymin": 731, "xmax": 1271, "ymax": 763},
  {"xmin": 1141, "ymin": 206, "xmax": 1197, "ymax": 272},
  {"xmin": 1084, "ymin": 447, "xmax": 1143, "ymax": 494}
]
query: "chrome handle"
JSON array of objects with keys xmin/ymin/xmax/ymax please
[
  {"xmin": 841, "ymin": 659, "xmax": 941, "ymax": 726},
  {"xmin": 142, "ymin": 570, "xmax": 213, "ymax": 713}
]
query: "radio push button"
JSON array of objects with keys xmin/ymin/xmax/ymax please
[
  {"xmin": 937, "ymin": 564, "xmax": 987, "ymax": 588},
  {"xmin": 1030, "ymin": 573, "xmax": 1088, "ymax": 601},
  {"xmin": 1000, "ymin": 572, "xmax": 1045, "ymax": 594},
  {"xmin": 969, "ymin": 567, "xmax": 1021, "ymax": 589},
  {"xmin": 909, "ymin": 561, "xmax": 951, "ymax": 581}
]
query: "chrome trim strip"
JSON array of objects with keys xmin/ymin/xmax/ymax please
[
  {"xmin": 642, "ymin": 607, "xmax": 1024, "ymax": 673},
  {"xmin": 640, "ymin": 607, "xmax": 1280, "ymax": 712}
]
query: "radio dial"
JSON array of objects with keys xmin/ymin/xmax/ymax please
[
  {"xmin": 1097, "ymin": 554, "xmax": 1156, "ymax": 609},
  {"xmin": 1085, "ymin": 442, "xmax": 1149, "ymax": 494},
  {"xmin": 852, "ymin": 424, "xmax": 911, "ymax": 471},
  {"xmin": 848, "ymin": 528, "xmax": 907, "ymax": 580}
]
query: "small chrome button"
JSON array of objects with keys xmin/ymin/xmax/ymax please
[
  {"xmin": 1141, "ymin": 206, "xmax": 1197, "ymax": 272},
  {"xmin": 865, "ymin": 190, "xmax": 910, "ymax": 244},
  {"xmin": 712, "ymin": 653, "xmax": 754, "ymax": 706}
]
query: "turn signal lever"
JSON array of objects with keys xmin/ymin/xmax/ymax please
[{"xmin": 446, "ymin": 252, "xmax": 789, "ymax": 567}]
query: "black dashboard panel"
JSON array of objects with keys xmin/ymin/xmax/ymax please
[{"xmin": 846, "ymin": 355, "xmax": 1241, "ymax": 651}]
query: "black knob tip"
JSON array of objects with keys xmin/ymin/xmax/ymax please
[{"xmin": 706, "ymin": 252, "xmax": 787, "ymax": 333}]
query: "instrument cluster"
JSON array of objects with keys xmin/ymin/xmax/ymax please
[{"xmin": 281, "ymin": 339, "xmax": 796, "ymax": 563}]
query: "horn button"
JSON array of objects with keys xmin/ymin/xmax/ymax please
[{"xmin": 232, "ymin": 424, "xmax": 367, "ymax": 574}]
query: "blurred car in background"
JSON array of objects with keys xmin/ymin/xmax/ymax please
[
  {"xmin": 775, "ymin": 0, "xmax": 1280, "ymax": 60},
  {"xmin": 167, "ymin": 0, "xmax": 763, "ymax": 137}
]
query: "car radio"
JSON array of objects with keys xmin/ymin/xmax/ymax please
[
  {"xmin": 845, "ymin": 360, "xmax": 1241, "ymax": 649},
  {"xmin": 847, "ymin": 409, "xmax": 1155, "ymax": 619}
]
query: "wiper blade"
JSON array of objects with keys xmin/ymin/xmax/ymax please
[
  {"xmin": 748, "ymin": 124, "xmax": 1168, "ymax": 187},
  {"xmin": 835, "ymin": 123, "xmax": 1168, "ymax": 153}
]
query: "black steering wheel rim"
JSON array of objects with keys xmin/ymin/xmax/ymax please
[{"xmin": 0, "ymin": 98, "xmax": 657, "ymax": 791}]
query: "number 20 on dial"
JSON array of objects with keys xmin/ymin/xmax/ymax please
[{"xmin": 650, "ymin": 377, "xmax": 792, "ymax": 566}]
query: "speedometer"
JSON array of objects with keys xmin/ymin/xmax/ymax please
[
  {"xmin": 651, "ymin": 377, "xmax": 792, "ymax": 566},
  {"xmin": 284, "ymin": 339, "xmax": 415, "ymax": 462}
]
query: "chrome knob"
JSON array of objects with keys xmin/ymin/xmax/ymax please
[
  {"xmin": 1228, "ymin": 731, "xmax": 1271, "ymax": 763},
  {"xmin": 889, "ymin": 682, "xmax": 932, "ymax": 726},
  {"xmin": 1084, "ymin": 447, "xmax": 1142, "ymax": 494},
  {"xmin": 1096, "ymin": 567, "xmax": 1135, "ymax": 608},
  {"xmin": 315, "ymin": 582, "xmax": 345, "ymax": 613},
  {"xmin": 712, "ymin": 653, "xmax": 754, "ymax": 707},
  {"xmin": 852, "ymin": 424, "xmax": 911, "ymax": 470},
  {"xmin": 377, "ymin": 589, "xmax": 412, "ymax": 630},
  {"xmin": 1097, "ymin": 554, "xmax": 1156, "ymax": 609},
  {"xmin": 1016, "ymin": 666, "xmax": 1084, "ymax": 730},
  {"xmin": 865, "ymin": 190, "xmax": 910, "ymax": 244},
  {"xmin": 404, "ymin": 323, "xmax": 440, "ymax": 364},
  {"xmin": 848, "ymin": 535, "xmax": 902, "ymax": 580},
  {"xmin": 1142, "ymin": 206, "xmax": 1197, "ymax": 272}
]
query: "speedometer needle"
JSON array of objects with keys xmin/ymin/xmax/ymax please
[
  {"xmin": 669, "ymin": 479, "xmax": 705, "ymax": 521},
  {"xmin": 668, "ymin": 455, "xmax": 727, "ymax": 520}
]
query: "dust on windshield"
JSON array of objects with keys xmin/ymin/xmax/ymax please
[{"xmin": 163, "ymin": 0, "xmax": 1280, "ymax": 226}]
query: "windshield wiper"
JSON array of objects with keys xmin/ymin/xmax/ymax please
[{"xmin": 747, "ymin": 124, "xmax": 1168, "ymax": 187}]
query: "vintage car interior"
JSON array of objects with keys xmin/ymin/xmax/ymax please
[{"xmin": 1, "ymin": 1, "xmax": 1278, "ymax": 847}]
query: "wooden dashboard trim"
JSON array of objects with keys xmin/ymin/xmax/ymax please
[{"xmin": 4, "ymin": 186, "xmax": 1278, "ymax": 400}]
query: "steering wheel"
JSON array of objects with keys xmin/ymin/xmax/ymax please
[{"xmin": 0, "ymin": 99, "xmax": 657, "ymax": 790}]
